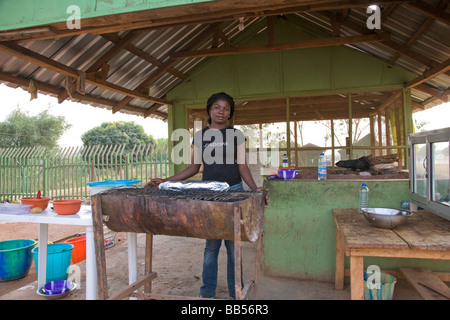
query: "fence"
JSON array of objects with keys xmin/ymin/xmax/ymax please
[{"xmin": 0, "ymin": 143, "xmax": 169, "ymax": 202}]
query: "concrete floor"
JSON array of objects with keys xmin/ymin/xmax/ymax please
[{"xmin": 0, "ymin": 233, "xmax": 422, "ymax": 301}]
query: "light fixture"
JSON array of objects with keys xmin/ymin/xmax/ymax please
[{"xmin": 238, "ymin": 17, "xmax": 245, "ymax": 31}]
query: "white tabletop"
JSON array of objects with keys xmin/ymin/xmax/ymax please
[{"xmin": 0, "ymin": 205, "xmax": 93, "ymax": 226}]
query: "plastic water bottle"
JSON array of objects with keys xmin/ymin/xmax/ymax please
[
  {"xmin": 358, "ymin": 183, "xmax": 369, "ymax": 213},
  {"xmin": 318, "ymin": 152, "xmax": 327, "ymax": 180},
  {"xmin": 282, "ymin": 153, "xmax": 288, "ymax": 167}
]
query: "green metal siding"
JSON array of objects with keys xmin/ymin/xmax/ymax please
[{"xmin": 262, "ymin": 179, "xmax": 450, "ymax": 281}]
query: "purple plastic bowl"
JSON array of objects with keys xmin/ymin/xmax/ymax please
[
  {"xmin": 41, "ymin": 280, "xmax": 73, "ymax": 295},
  {"xmin": 277, "ymin": 169, "xmax": 298, "ymax": 181}
]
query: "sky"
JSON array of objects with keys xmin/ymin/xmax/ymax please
[
  {"xmin": 0, "ymin": 83, "xmax": 168, "ymax": 147},
  {"xmin": 0, "ymin": 83, "xmax": 448, "ymax": 148}
]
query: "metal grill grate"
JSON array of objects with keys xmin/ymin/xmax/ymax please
[{"xmin": 101, "ymin": 187, "xmax": 261, "ymax": 202}]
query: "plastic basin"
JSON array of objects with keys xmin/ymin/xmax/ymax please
[
  {"xmin": 65, "ymin": 236, "xmax": 86, "ymax": 264},
  {"xmin": 32, "ymin": 243, "xmax": 74, "ymax": 282},
  {"xmin": 52, "ymin": 200, "xmax": 83, "ymax": 215},
  {"xmin": 0, "ymin": 239, "xmax": 37, "ymax": 282},
  {"xmin": 20, "ymin": 197, "xmax": 51, "ymax": 210}
]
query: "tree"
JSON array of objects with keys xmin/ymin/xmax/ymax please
[
  {"xmin": 0, "ymin": 107, "xmax": 71, "ymax": 149},
  {"xmin": 81, "ymin": 121, "xmax": 155, "ymax": 153}
]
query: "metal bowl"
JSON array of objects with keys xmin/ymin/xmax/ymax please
[{"xmin": 360, "ymin": 208, "xmax": 412, "ymax": 229}]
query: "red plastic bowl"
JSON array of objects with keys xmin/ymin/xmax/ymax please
[
  {"xmin": 20, "ymin": 197, "xmax": 51, "ymax": 210},
  {"xmin": 52, "ymin": 200, "xmax": 83, "ymax": 215}
]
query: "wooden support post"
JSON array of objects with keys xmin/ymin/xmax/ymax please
[
  {"xmin": 286, "ymin": 97, "xmax": 290, "ymax": 166},
  {"xmin": 377, "ymin": 113, "xmax": 383, "ymax": 156},
  {"xmin": 144, "ymin": 233, "xmax": 153, "ymax": 293},
  {"xmin": 394, "ymin": 106, "xmax": 403, "ymax": 168},
  {"xmin": 234, "ymin": 205, "xmax": 242, "ymax": 300},
  {"xmin": 350, "ymin": 255, "xmax": 364, "ymax": 300},
  {"xmin": 335, "ymin": 228, "xmax": 345, "ymax": 290},
  {"xmin": 370, "ymin": 116, "xmax": 376, "ymax": 157},
  {"xmin": 91, "ymin": 194, "xmax": 108, "ymax": 299},
  {"xmin": 330, "ymin": 119, "xmax": 335, "ymax": 166},
  {"xmin": 384, "ymin": 110, "xmax": 391, "ymax": 154},
  {"xmin": 348, "ymin": 93, "xmax": 353, "ymax": 159}
]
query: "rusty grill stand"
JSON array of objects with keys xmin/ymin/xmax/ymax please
[{"xmin": 91, "ymin": 195, "xmax": 262, "ymax": 300}]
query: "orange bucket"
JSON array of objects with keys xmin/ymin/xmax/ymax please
[{"xmin": 65, "ymin": 236, "xmax": 86, "ymax": 264}]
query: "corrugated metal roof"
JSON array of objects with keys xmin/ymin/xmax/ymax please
[
  {"xmin": 0, "ymin": 1, "xmax": 448, "ymax": 120},
  {"xmin": 296, "ymin": 4, "xmax": 449, "ymax": 97}
]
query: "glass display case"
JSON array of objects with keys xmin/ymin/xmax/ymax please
[{"xmin": 409, "ymin": 127, "xmax": 450, "ymax": 221}]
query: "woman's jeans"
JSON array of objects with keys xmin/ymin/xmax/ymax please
[{"xmin": 200, "ymin": 182, "xmax": 244, "ymax": 298}]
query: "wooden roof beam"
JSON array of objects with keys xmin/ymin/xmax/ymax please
[
  {"xmin": 320, "ymin": 11, "xmax": 441, "ymax": 69},
  {"xmin": 85, "ymin": 30, "xmax": 141, "ymax": 74},
  {"xmin": 0, "ymin": 41, "xmax": 172, "ymax": 106},
  {"xmin": 101, "ymin": 33, "xmax": 187, "ymax": 81},
  {"xmin": 1, "ymin": 0, "xmax": 410, "ymax": 43},
  {"xmin": 370, "ymin": 90, "xmax": 402, "ymax": 116},
  {"xmin": 406, "ymin": 0, "xmax": 450, "ymax": 25},
  {"xmin": 112, "ymin": 22, "xmax": 223, "ymax": 115},
  {"xmin": 414, "ymin": 88, "xmax": 450, "ymax": 111},
  {"xmin": 405, "ymin": 58, "xmax": 450, "ymax": 88},
  {"xmin": 415, "ymin": 83, "xmax": 448, "ymax": 103},
  {"xmin": 390, "ymin": 0, "xmax": 448, "ymax": 64},
  {"xmin": 0, "ymin": 71, "xmax": 167, "ymax": 119},
  {"xmin": 171, "ymin": 33, "xmax": 390, "ymax": 59}
]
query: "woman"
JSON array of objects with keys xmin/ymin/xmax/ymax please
[{"xmin": 145, "ymin": 92, "xmax": 267, "ymax": 299}]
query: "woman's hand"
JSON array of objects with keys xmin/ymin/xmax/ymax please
[
  {"xmin": 144, "ymin": 178, "xmax": 165, "ymax": 188},
  {"xmin": 255, "ymin": 187, "xmax": 269, "ymax": 207}
]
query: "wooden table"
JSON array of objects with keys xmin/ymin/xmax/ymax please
[{"xmin": 333, "ymin": 208, "xmax": 450, "ymax": 300}]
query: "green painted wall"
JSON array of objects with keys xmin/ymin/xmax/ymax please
[
  {"xmin": 167, "ymin": 16, "xmax": 416, "ymax": 173},
  {"xmin": 262, "ymin": 179, "xmax": 450, "ymax": 281},
  {"xmin": 168, "ymin": 17, "xmax": 415, "ymax": 105},
  {"xmin": 0, "ymin": 0, "xmax": 213, "ymax": 31}
]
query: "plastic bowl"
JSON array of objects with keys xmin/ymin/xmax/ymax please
[
  {"xmin": 20, "ymin": 197, "xmax": 51, "ymax": 210},
  {"xmin": 360, "ymin": 208, "xmax": 412, "ymax": 229},
  {"xmin": 0, "ymin": 239, "xmax": 37, "ymax": 282},
  {"xmin": 37, "ymin": 280, "xmax": 76, "ymax": 299},
  {"xmin": 52, "ymin": 200, "xmax": 83, "ymax": 215},
  {"xmin": 277, "ymin": 169, "xmax": 298, "ymax": 181}
]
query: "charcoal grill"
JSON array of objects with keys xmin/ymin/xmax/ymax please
[
  {"xmin": 91, "ymin": 186, "xmax": 266, "ymax": 300},
  {"xmin": 98, "ymin": 187, "xmax": 265, "ymax": 242}
]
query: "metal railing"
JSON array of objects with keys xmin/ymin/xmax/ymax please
[{"xmin": 0, "ymin": 142, "xmax": 169, "ymax": 202}]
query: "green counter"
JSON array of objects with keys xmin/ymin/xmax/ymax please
[{"xmin": 261, "ymin": 178, "xmax": 449, "ymax": 282}]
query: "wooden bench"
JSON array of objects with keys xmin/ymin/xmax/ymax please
[{"xmin": 399, "ymin": 268, "xmax": 450, "ymax": 300}]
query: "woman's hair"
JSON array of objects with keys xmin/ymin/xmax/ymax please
[{"xmin": 206, "ymin": 92, "xmax": 235, "ymax": 124}]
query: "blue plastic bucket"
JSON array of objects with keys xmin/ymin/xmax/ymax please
[
  {"xmin": 32, "ymin": 244, "xmax": 74, "ymax": 282},
  {"xmin": 0, "ymin": 239, "xmax": 37, "ymax": 282},
  {"xmin": 364, "ymin": 272, "xmax": 397, "ymax": 300}
]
